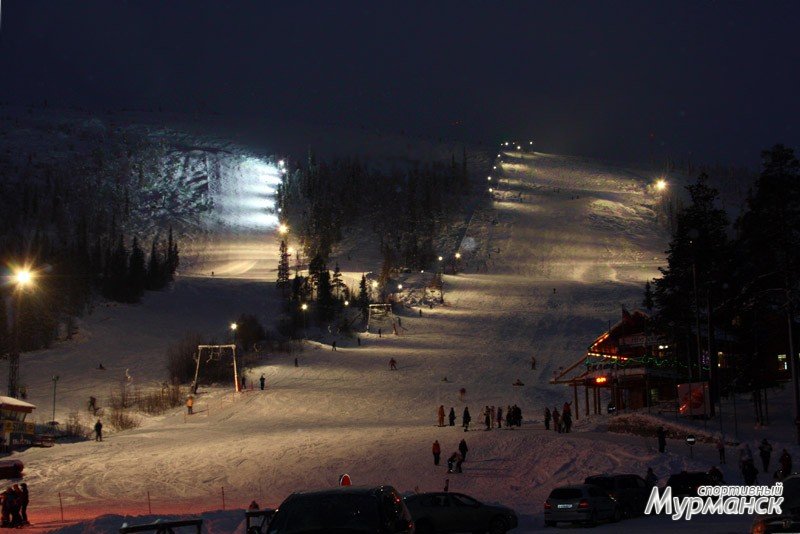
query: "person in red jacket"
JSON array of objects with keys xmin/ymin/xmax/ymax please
[{"xmin": 432, "ymin": 440, "xmax": 441, "ymax": 465}]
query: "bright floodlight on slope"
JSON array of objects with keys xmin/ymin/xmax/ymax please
[
  {"xmin": 516, "ymin": 145, "xmax": 521, "ymax": 150},
  {"xmin": 230, "ymin": 322, "xmax": 238, "ymax": 331},
  {"xmin": 397, "ymin": 284, "xmax": 403, "ymax": 290},
  {"xmin": 487, "ymin": 176, "xmax": 492, "ymax": 181},
  {"xmin": 278, "ymin": 159, "xmax": 285, "ymax": 167},
  {"xmin": 371, "ymin": 280, "xmax": 378, "ymax": 289},
  {"xmin": 344, "ymin": 300, "xmax": 349, "ymax": 306},
  {"xmin": 455, "ymin": 252, "xmax": 461, "ymax": 259},
  {"xmin": 278, "ymin": 224, "xmax": 289, "ymax": 234},
  {"xmin": 655, "ymin": 179, "xmax": 668, "ymax": 191},
  {"xmin": 13, "ymin": 268, "xmax": 33, "ymax": 287},
  {"xmin": 488, "ymin": 187, "xmax": 494, "ymax": 193},
  {"xmin": 438, "ymin": 256, "xmax": 443, "ymax": 262},
  {"xmin": 301, "ymin": 303, "xmax": 308, "ymax": 311}
]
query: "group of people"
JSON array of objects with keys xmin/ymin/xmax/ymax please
[
  {"xmin": 544, "ymin": 403, "xmax": 572, "ymax": 433},
  {"xmin": 737, "ymin": 440, "xmax": 792, "ymax": 483},
  {"xmin": 436, "ymin": 405, "xmax": 522, "ymax": 431},
  {"xmin": 0, "ymin": 484, "xmax": 29, "ymax": 528},
  {"xmin": 431, "ymin": 438, "xmax": 469, "ymax": 474}
]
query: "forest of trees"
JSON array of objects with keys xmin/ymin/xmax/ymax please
[
  {"xmin": 647, "ymin": 144, "xmax": 800, "ymax": 415},
  {"xmin": 0, "ymin": 131, "xmax": 181, "ymax": 354},
  {"xmin": 274, "ymin": 149, "xmax": 473, "ymax": 335}
]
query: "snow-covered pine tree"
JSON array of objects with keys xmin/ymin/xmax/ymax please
[{"xmin": 277, "ymin": 240, "xmax": 291, "ymax": 297}]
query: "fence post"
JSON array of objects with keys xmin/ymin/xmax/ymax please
[
  {"xmin": 58, "ymin": 492, "xmax": 64, "ymax": 522},
  {"xmin": 221, "ymin": 486, "xmax": 226, "ymax": 510},
  {"xmin": 147, "ymin": 490, "xmax": 152, "ymax": 514}
]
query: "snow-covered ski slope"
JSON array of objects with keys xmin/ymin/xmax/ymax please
[{"xmin": 10, "ymin": 147, "xmax": 760, "ymax": 532}]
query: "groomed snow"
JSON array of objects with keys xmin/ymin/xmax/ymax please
[{"xmin": 3, "ymin": 149, "xmax": 771, "ymax": 533}]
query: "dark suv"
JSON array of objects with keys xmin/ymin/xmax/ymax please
[
  {"xmin": 404, "ymin": 492, "xmax": 517, "ymax": 533},
  {"xmin": 584, "ymin": 474, "xmax": 650, "ymax": 517},
  {"xmin": 266, "ymin": 486, "xmax": 414, "ymax": 534}
]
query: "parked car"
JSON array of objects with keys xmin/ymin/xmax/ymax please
[
  {"xmin": 584, "ymin": 474, "xmax": 650, "ymax": 517},
  {"xmin": 664, "ymin": 471, "xmax": 719, "ymax": 497},
  {"xmin": 266, "ymin": 486, "xmax": 414, "ymax": 534},
  {"xmin": 750, "ymin": 474, "xmax": 800, "ymax": 534},
  {"xmin": 405, "ymin": 492, "xmax": 517, "ymax": 533},
  {"xmin": 544, "ymin": 484, "xmax": 620, "ymax": 527}
]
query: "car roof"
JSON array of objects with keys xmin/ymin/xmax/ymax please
[
  {"xmin": 290, "ymin": 486, "xmax": 393, "ymax": 498},
  {"xmin": 555, "ymin": 484, "xmax": 596, "ymax": 490}
]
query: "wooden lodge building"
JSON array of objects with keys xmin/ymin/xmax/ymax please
[{"xmin": 552, "ymin": 307, "xmax": 794, "ymax": 418}]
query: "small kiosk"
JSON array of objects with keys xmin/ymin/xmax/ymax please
[{"xmin": 0, "ymin": 396, "xmax": 36, "ymax": 449}]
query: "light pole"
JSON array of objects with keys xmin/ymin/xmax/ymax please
[
  {"xmin": 9, "ymin": 267, "xmax": 34, "ymax": 398},
  {"xmin": 454, "ymin": 252, "xmax": 462, "ymax": 274},
  {"xmin": 301, "ymin": 303, "xmax": 308, "ymax": 338},
  {"xmin": 51, "ymin": 375, "xmax": 59, "ymax": 424}
]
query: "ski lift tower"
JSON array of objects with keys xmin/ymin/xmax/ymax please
[{"xmin": 191, "ymin": 344, "xmax": 239, "ymax": 394}]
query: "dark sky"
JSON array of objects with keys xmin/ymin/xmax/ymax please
[{"xmin": 1, "ymin": 1, "xmax": 799, "ymax": 165}]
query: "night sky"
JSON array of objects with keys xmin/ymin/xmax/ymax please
[{"xmin": 1, "ymin": 1, "xmax": 799, "ymax": 165}]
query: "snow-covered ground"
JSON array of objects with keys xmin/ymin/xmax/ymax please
[{"xmin": 3, "ymin": 146, "xmax": 778, "ymax": 533}]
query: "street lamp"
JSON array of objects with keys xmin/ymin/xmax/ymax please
[
  {"xmin": 655, "ymin": 179, "xmax": 667, "ymax": 192},
  {"xmin": 8, "ymin": 267, "xmax": 35, "ymax": 398},
  {"xmin": 397, "ymin": 284, "xmax": 403, "ymax": 291},
  {"xmin": 487, "ymin": 176, "xmax": 492, "ymax": 181},
  {"xmin": 51, "ymin": 375, "xmax": 59, "ymax": 425},
  {"xmin": 455, "ymin": 252, "xmax": 461, "ymax": 260},
  {"xmin": 278, "ymin": 224, "xmax": 289, "ymax": 235},
  {"xmin": 300, "ymin": 303, "xmax": 308, "ymax": 338},
  {"xmin": 344, "ymin": 300, "xmax": 350, "ymax": 307}
]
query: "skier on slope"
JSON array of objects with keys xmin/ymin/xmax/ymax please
[
  {"xmin": 448, "ymin": 407, "xmax": 456, "ymax": 426},
  {"xmin": 432, "ymin": 440, "xmax": 441, "ymax": 466},
  {"xmin": 496, "ymin": 406, "xmax": 503, "ymax": 429},
  {"xmin": 437, "ymin": 405, "xmax": 445, "ymax": 427},
  {"xmin": 544, "ymin": 407, "xmax": 551, "ymax": 430},
  {"xmin": 552, "ymin": 408, "xmax": 561, "ymax": 433},
  {"xmin": 462, "ymin": 407, "xmax": 471, "ymax": 431},
  {"xmin": 484, "ymin": 406, "xmax": 491, "ymax": 431}
]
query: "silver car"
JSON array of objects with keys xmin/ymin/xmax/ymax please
[{"xmin": 544, "ymin": 484, "xmax": 621, "ymax": 527}]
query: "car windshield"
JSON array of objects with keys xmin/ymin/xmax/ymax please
[
  {"xmin": 267, "ymin": 494, "xmax": 379, "ymax": 533},
  {"xmin": 585, "ymin": 477, "xmax": 614, "ymax": 490},
  {"xmin": 549, "ymin": 488, "xmax": 582, "ymax": 500}
]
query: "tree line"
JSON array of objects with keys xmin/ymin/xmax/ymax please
[
  {"xmin": 646, "ymin": 144, "xmax": 800, "ymax": 416},
  {"xmin": 274, "ymin": 149, "xmax": 473, "ymax": 335},
  {"xmin": 0, "ymin": 131, "xmax": 181, "ymax": 354}
]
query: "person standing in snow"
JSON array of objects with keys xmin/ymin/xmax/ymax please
[
  {"xmin": 389, "ymin": 358, "xmax": 397, "ymax": 370},
  {"xmin": 739, "ymin": 444, "xmax": 753, "ymax": 472},
  {"xmin": 544, "ymin": 407, "xmax": 551, "ymax": 430},
  {"xmin": 506, "ymin": 405, "xmax": 512, "ymax": 427},
  {"xmin": 94, "ymin": 419, "xmax": 103, "ymax": 441},
  {"xmin": 490, "ymin": 405, "xmax": 495, "ymax": 428},
  {"xmin": 432, "ymin": 440, "xmax": 441, "ymax": 466},
  {"xmin": 759, "ymin": 439, "xmax": 773, "ymax": 472},
  {"xmin": 378, "ymin": 328, "xmax": 382, "ymax": 338},
  {"xmin": 562, "ymin": 409, "xmax": 572, "ymax": 433},
  {"xmin": 780, "ymin": 449, "xmax": 792, "ymax": 478},
  {"xmin": 18, "ymin": 484, "xmax": 28, "ymax": 526},
  {"xmin": 531, "ymin": 356, "xmax": 536, "ymax": 370},
  {"xmin": 448, "ymin": 407, "xmax": 456, "ymax": 426},
  {"xmin": 186, "ymin": 395, "xmax": 194, "ymax": 415},
  {"xmin": 331, "ymin": 341, "xmax": 337, "ymax": 351},
  {"xmin": 484, "ymin": 406, "xmax": 491, "ymax": 431},
  {"xmin": 496, "ymin": 406, "xmax": 503, "ymax": 429},
  {"xmin": 437, "ymin": 405, "xmax": 445, "ymax": 427},
  {"xmin": 742, "ymin": 459, "xmax": 758, "ymax": 485},
  {"xmin": 657, "ymin": 426, "xmax": 666, "ymax": 453},
  {"xmin": 462, "ymin": 407, "xmax": 471, "ymax": 431},
  {"xmin": 260, "ymin": 374, "xmax": 266, "ymax": 390},
  {"xmin": 241, "ymin": 375, "xmax": 246, "ymax": 390},
  {"xmin": 458, "ymin": 438, "xmax": 468, "ymax": 461},
  {"xmin": 552, "ymin": 408, "xmax": 560, "ymax": 433}
]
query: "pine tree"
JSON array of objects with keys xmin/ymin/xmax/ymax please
[
  {"xmin": 277, "ymin": 240, "xmax": 291, "ymax": 297},
  {"xmin": 642, "ymin": 281, "xmax": 654, "ymax": 313},
  {"xmin": 331, "ymin": 263, "xmax": 346, "ymax": 298},
  {"xmin": 358, "ymin": 274, "xmax": 369, "ymax": 322},
  {"xmin": 128, "ymin": 236, "xmax": 147, "ymax": 302},
  {"xmin": 146, "ymin": 238, "xmax": 162, "ymax": 290},
  {"xmin": 166, "ymin": 226, "xmax": 179, "ymax": 280},
  {"xmin": 317, "ymin": 270, "xmax": 334, "ymax": 321}
]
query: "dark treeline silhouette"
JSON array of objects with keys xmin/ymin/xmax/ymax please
[
  {"xmin": 0, "ymin": 132, "xmax": 180, "ymax": 352},
  {"xmin": 274, "ymin": 149, "xmax": 471, "ymax": 336},
  {"xmin": 647, "ymin": 144, "xmax": 800, "ymax": 416}
]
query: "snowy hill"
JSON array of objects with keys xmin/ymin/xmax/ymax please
[{"xmin": 2, "ymin": 139, "xmax": 772, "ymax": 533}]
